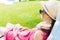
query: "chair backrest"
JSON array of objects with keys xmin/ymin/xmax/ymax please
[{"xmin": 47, "ymin": 8, "xmax": 60, "ymax": 40}]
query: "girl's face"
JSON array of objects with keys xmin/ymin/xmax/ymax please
[{"xmin": 40, "ymin": 9, "xmax": 51, "ymax": 22}]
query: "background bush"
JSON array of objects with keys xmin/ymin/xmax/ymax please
[{"xmin": 0, "ymin": 1, "xmax": 42, "ymax": 28}]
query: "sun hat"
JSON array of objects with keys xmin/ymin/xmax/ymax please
[{"xmin": 40, "ymin": 1, "xmax": 60, "ymax": 20}]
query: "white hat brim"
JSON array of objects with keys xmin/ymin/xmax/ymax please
[{"xmin": 40, "ymin": 1, "xmax": 57, "ymax": 20}]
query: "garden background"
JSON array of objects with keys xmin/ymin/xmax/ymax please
[{"xmin": 0, "ymin": 0, "xmax": 59, "ymax": 28}]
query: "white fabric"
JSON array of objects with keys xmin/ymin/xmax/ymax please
[
  {"xmin": 36, "ymin": 22, "xmax": 51, "ymax": 28},
  {"xmin": 0, "ymin": 37, "xmax": 5, "ymax": 40},
  {"xmin": 0, "ymin": 27, "xmax": 5, "ymax": 37}
]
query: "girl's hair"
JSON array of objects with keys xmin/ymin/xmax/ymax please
[{"xmin": 48, "ymin": 19, "xmax": 56, "ymax": 36}]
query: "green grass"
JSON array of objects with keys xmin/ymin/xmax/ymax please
[{"xmin": 0, "ymin": 1, "xmax": 42, "ymax": 28}]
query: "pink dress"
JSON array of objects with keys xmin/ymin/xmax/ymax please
[{"xmin": 4, "ymin": 28, "xmax": 48, "ymax": 40}]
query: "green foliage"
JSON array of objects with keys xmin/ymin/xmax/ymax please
[
  {"xmin": 29, "ymin": 0, "xmax": 35, "ymax": 1},
  {"xmin": 58, "ymin": 0, "xmax": 60, "ymax": 1},
  {"xmin": 29, "ymin": 0, "xmax": 47, "ymax": 1},
  {"xmin": 0, "ymin": 1, "xmax": 42, "ymax": 28}
]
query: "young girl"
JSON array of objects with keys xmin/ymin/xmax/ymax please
[
  {"xmin": 0, "ymin": 1, "xmax": 59, "ymax": 40},
  {"xmin": 34, "ymin": 1, "xmax": 60, "ymax": 40}
]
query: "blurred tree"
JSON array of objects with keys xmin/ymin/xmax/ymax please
[
  {"xmin": 19, "ymin": 0, "xmax": 59, "ymax": 1},
  {"xmin": 29, "ymin": 0, "xmax": 47, "ymax": 1},
  {"xmin": 58, "ymin": 0, "xmax": 60, "ymax": 1},
  {"xmin": 19, "ymin": 0, "xmax": 28, "ymax": 2},
  {"xmin": 29, "ymin": 0, "xmax": 35, "ymax": 1}
]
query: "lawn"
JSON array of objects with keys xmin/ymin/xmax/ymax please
[{"xmin": 0, "ymin": 1, "xmax": 42, "ymax": 28}]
